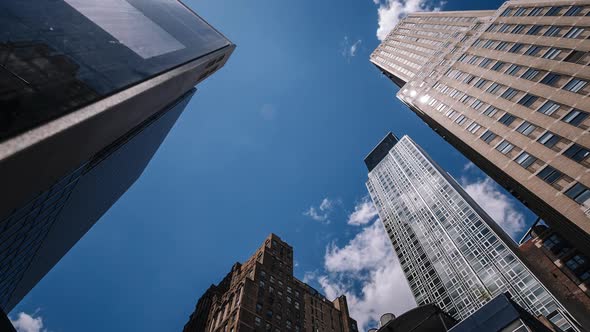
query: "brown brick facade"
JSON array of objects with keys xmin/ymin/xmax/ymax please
[{"xmin": 183, "ymin": 234, "xmax": 358, "ymax": 332}]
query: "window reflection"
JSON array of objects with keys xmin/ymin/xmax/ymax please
[{"xmin": 0, "ymin": 0, "xmax": 230, "ymax": 140}]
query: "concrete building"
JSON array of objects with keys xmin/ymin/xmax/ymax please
[
  {"xmin": 519, "ymin": 221, "xmax": 590, "ymax": 328},
  {"xmin": 365, "ymin": 133, "xmax": 581, "ymax": 331},
  {"xmin": 370, "ymin": 1, "xmax": 590, "ymax": 261},
  {"xmin": 183, "ymin": 234, "xmax": 358, "ymax": 332},
  {"xmin": 0, "ymin": 0, "xmax": 234, "ymax": 313}
]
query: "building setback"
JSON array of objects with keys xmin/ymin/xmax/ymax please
[
  {"xmin": 365, "ymin": 133, "xmax": 581, "ymax": 331},
  {"xmin": 183, "ymin": 234, "xmax": 358, "ymax": 332},
  {"xmin": 0, "ymin": 0, "xmax": 234, "ymax": 313},
  {"xmin": 370, "ymin": 0, "xmax": 590, "ymax": 261}
]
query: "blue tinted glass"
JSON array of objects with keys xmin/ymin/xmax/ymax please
[{"xmin": 0, "ymin": 0, "xmax": 230, "ymax": 140}]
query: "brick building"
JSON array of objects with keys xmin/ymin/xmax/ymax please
[
  {"xmin": 183, "ymin": 234, "xmax": 358, "ymax": 332},
  {"xmin": 519, "ymin": 222, "xmax": 590, "ymax": 328}
]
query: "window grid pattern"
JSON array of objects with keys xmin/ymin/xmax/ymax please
[
  {"xmin": 0, "ymin": 164, "xmax": 85, "ymax": 308},
  {"xmin": 367, "ymin": 137, "xmax": 570, "ymax": 330}
]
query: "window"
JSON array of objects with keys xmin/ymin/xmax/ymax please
[
  {"xmin": 255, "ymin": 317, "xmax": 262, "ymax": 326},
  {"xmin": 505, "ymin": 64, "xmax": 521, "ymax": 75},
  {"xmin": 517, "ymin": 94, "xmax": 538, "ymax": 107},
  {"xmin": 474, "ymin": 78, "xmax": 487, "ymax": 88},
  {"xmin": 495, "ymin": 41, "xmax": 509, "ymax": 51},
  {"xmin": 499, "ymin": 113, "xmax": 516, "ymax": 125},
  {"xmin": 479, "ymin": 58, "xmax": 492, "ymax": 68},
  {"xmin": 500, "ymin": 8, "xmax": 512, "ymax": 16},
  {"xmin": 537, "ymin": 166, "xmax": 563, "ymax": 184},
  {"xmin": 496, "ymin": 140, "xmax": 514, "ymax": 154},
  {"xmin": 491, "ymin": 61, "xmax": 506, "ymax": 71},
  {"xmin": 566, "ymin": 255, "xmax": 587, "ymax": 270},
  {"xmin": 564, "ymin": 27, "xmax": 584, "ymax": 39},
  {"xmin": 563, "ymin": 143, "xmax": 590, "ymax": 162},
  {"xmin": 508, "ymin": 43, "xmax": 523, "ymax": 53},
  {"xmin": 528, "ymin": 7, "xmax": 543, "ymax": 16},
  {"xmin": 521, "ymin": 68, "xmax": 540, "ymax": 80},
  {"xmin": 515, "ymin": 152, "xmax": 537, "ymax": 168},
  {"xmin": 511, "ymin": 25, "xmax": 526, "ymax": 34},
  {"xmin": 564, "ymin": 50, "xmax": 585, "ymax": 64},
  {"xmin": 524, "ymin": 45, "xmax": 542, "ymax": 56},
  {"xmin": 500, "ymin": 88, "xmax": 518, "ymax": 100},
  {"xmin": 544, "ymin": 26, "xmax": 561, "ymax": 37},
  {"xmin": 565, "ymin": 183, "xmax": 590, "ymax": 204},
  {"xmin": 516, "ymin": 121, "xmax": 536, "ymax": 136},
  {"xmin": 563, "ymin": 109, "xmax": 589, "ymax": 127},
  {"xmin": 565, "ymin": 6, "xmax": 582, "ymax": 16},
  {"xmin": 482, "ymin": 40, "xmax": 494, "ymax": 49},
  {"xmin": 467, "ymin": 121, "xmax": 481, "ymax": 133},
  {"xmin": 545, "ymin": 6, "xmax": 563, "ymax": 16},
  {"xmin": 542, "ymin": 48, "xmax": 561, "ymax": 59},
  {"xmin": 514, "ymin": 7, "xmax": 526, "ymax": 16},
  {"xmin": 538, "ymin": 131, "xmax": 560, "ymax": 148},
  {"xmin": 481, "ymin": 130, "xmax": 496, "ymax": 144},
  {"xmin": 563, "ymin": 78, "xmax": 588, "ymax": 93},
  {"xmin": 471, "ymin": 99, "xmax": 484, "ymax": 110},
  {"xmin": 256, "ymin": 303, "xmax": 263, "ymax": 313},
  {"xmin": 527, "ymin": 25, "xmax": 542, "ymax": 35},
  {"xmin": 540, "ymin": 73, "xmax": 561, "ymax": 86},
  {"xmin": 483, "ymin": 106, "xmax": 498, "ymax": 117},
  {"xmin": 537, "ymin": 101, "xmax": 560, "ymax": 116},
  {"xmin": 487, "ymin": 83, "xmax": 501, "ymax": 94}
]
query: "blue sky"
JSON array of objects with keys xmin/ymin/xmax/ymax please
[{"xmin": 10, "ymin": 0, "xmax": 539, "ymax": 331}]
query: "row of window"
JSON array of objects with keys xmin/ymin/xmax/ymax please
[
  {"xmin": 424, "ymin": 90, "xmax": 590, "ymax": 206},
  {"xmin": 457, "ymin": 53, "xmax": 590, "ymax": 97},
  {"xmin": 500, "ymin": 5, "xmax": 590, "ymax": 18},
  {"xmin": 383, "ymin": 39, "xmax": 434, "ymax": 57},
  {"xmin": 473, "ymin": 37, "xmax": 590, "ymax": 66},
  {"xmin": 382, "ymin": 45, "xmax": 429, "ymax": 64},
  {"xmin": 378, "ymin": 50, "xmax": 422, "ymax": 70},
  {"xmin": 488, "ymin": 20, "xmax": 590, "ymax": 38},
  {"xmin": 442, "ymin": 68, "xmax": 589, "ymax": 135},
  {"xmin": 436, "ymin": 76, "xmax": 590, "ymax": 166},
  {"xmin": 373, "ymin": 56, "xmax": 415, "ymax": 79}
]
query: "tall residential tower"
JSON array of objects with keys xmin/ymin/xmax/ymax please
[
  {"xmin": 371, "ymin": 1, "xmax": 590, "ymax": 263},
  {"xmin": 365, "ymin": 133, "xmax": 581, "ymax": 331},
  {"xmin": 0, "ymin": 0, "xmax": 234, "ymax": 313},
  {"xmin": 183, "ymin": 234, "xmax": 358, "ymax": 332}
]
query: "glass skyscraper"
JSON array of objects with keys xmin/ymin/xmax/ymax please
[
  {"xmin": 365, "ymin": 133, "xmax": 580, "ymax": 331},
  {"xmin": 0, "ymin": 0, "xmax": 234, "ymax": 314}
]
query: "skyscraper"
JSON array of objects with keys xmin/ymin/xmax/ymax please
[
  {"xmin": 365, "ymin": 133, "xmax": 581, "ymax": 331},
  {"xmin": 370, "ymin": 1, "xmax": 590, "ymax": 261},
  {"xmin": 183, "ymin": 234, "xmax": 358, "ymax": 332},
  {"xmin": 0, "ymin": 0, "xmax": 234, "ymax": 313}
]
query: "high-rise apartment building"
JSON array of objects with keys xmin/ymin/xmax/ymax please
[
  {"xmin": 370, "ymin": 1, "xmax": 590, "ymax": 260},
  {"xmin": 365, "ymin": 133, "xmax": 581, "ymax": 331},
  {"xmin": 183, "ymin": 234, "xmax": 358, "ymax": 332},
  {"xmin": 0, "ymin": 0, "xmax": 234, "ymax": 313}
]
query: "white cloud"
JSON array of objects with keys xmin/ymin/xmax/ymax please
[
  {"xmin": 304, "ymin": 197, "xmax": 337, "ymax": 223},
  {"xmin": 372, "ymin": 0, "xmax": 445, "ymax": 41},
  {"xmin": 10, "ymin": 312, "xmax": 46, "ymax": 332},
  {"xmin": 315, "ymin": 221, "xmax": 416, "ymax": 330},
  {"xmin": 461, "ymin": 176, "xmax": 526, "ymax": 237},
  {"xmin": 341, "ymin": 36, "xmax": 363, "ymax": 62},
  {"xmin": 347, "ymin": 197, "xmax": 379, "ymax": 226}
]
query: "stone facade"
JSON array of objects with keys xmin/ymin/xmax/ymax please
[{"xmin": 183, "ymin": 234, "xmax": 358, "ymax": 332}]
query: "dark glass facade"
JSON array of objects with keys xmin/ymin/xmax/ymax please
[
  {"xmin": 0, "ymin": 0, "xmax": 230, "ymax": 140},
  {"xmin": 1, "ymin": 90, "xmax": 195, "ymax": 311}
]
